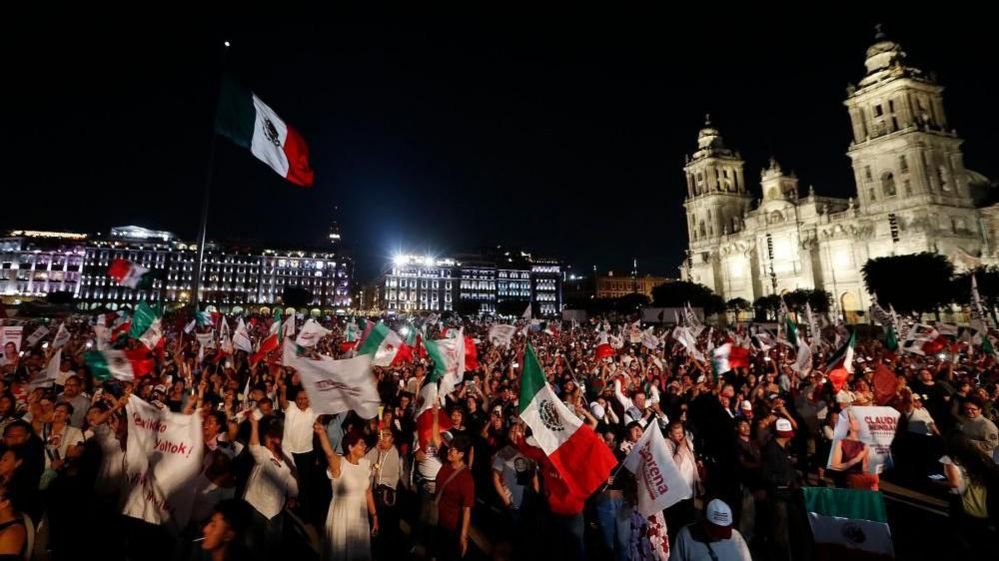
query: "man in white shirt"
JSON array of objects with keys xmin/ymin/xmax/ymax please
[
  {"xmin": 244, "ymin": 412, "xmax": 298, "ymax": 556},
  {"xmin": 673, "ymin": 499, "xmax": 752, "ymax": 561},
  {"xmin": 278, "ymin": 376, "xmax": 318, "ymax": 522}
]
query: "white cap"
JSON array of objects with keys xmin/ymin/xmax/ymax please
[
  {"xmin": 706, "ymin": 499, "xmax": 733, "ymax": 526},
  {"xmin": 775, "ymin": 418, "xmax": 793, "ymax": 433},
  {"xmin": 589, "ymin": 402, "xmax": 606, "ymax": 419},
  {"xmin": 740, "ymin": 401, "xmax": 753, "ymax": 411}
]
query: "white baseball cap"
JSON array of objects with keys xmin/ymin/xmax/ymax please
[
  {"xmin": 775, "ymin": 418, "xmax": 794, "ymax": 436},
  {"xmin": 706, "ymin": 499, "xmax": 733, "ymax": 527}
]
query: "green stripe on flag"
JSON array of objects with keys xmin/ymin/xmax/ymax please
[
  {"xmin": 215, "ymin": 75, "xmax": 255, "ymax": 148},
  {"xmin": 84, "ymin": 351, "xmax": 113, "ymax": 381},
  {"xmin": 357, "ymin": 323, "xmax": 389, "ymax": 356},
  {"xmin": 803, "ymin": 487, "xmax": 888, "ymax": 523},
  {"xmin": 518, "ymin": 344, "xmax": 547, "ymax": 414},
  {"xmin": 423, "ymin": 338, "xmax": 447, "ymax": 383},
  {"xmin": 129, "ymin": 301, "xmax": 159, "ymax": 341}
]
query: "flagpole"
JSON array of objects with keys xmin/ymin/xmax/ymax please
[{"xmin": 192, "ymin": 40, "xmax": 231, "ymax": 314}]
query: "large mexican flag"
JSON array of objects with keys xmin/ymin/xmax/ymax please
[
  {"xmin": 215, "ymin": 75, "xmax": 314, "ymax": 187},
  {"xmin": 803, "ymin": 487, "xmax": 893, "ymax": 560},
  {"xmin": 519, "ymin": 343, "xmax": 616, "ymax": 498}
]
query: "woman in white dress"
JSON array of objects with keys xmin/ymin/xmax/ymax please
[{"xmin": 315, "ymin": 421, "xmax": 379, "ymax": 561}]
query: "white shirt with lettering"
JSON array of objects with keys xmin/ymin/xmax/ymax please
[
  {"xmin": 243, "ymin": 444, "xmax": 298, "ymax": 519},
  {"xmin": 282, "ymin": 403, "xmax": 317, "ymax": 454}
]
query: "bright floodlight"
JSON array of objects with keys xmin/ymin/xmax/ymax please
[
  {"xmin": 392, "ymin": 254, "xmax": 408, "ymax": 266},
  {"xmin": 224, "ymin": 41, "xmax": 231, "ymax": 47}
]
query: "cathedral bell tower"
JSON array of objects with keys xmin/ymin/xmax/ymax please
[
  {"xmin": 844, "ymin": 26, "xmax": 973, "ymax": 213},
  {"xmin": 682, "ymin": 115, "xmax": 753, "ymax": 292}
]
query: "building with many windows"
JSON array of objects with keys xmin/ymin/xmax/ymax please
[
  {"xmin": 0, "ymin": 231, "xmax": 88, "ymax": 298},
  {"xmin": 382, "ymin": 255, "xmax": 456, "ymax": 313},
  {"xmin": 2, "ymin": 223, "xmax": 353, "ymax": 311},
  {"xmin": 381, "ymin": 249, "xmax": 563, "ymax": 315}
]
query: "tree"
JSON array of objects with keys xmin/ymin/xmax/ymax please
[
  {"xmin": 862, "ymin": 252, "xmax": 955, "ymax": 315},
  {"xmin": 753, "ymin": 295, "xmax": 781, "ymax": 321},
  {"xmin": 953, "ymin": 266, "xmax": 999, "ymax": 325},
  {"xmin": 783, "ymin": 289, "xmax": 832, "ymax": 314},
  {"xmin": 280, "ymin": 286, "xmax": 313, "ymax": 309},
  {"xmin": 726, "ymin": 298, "xmax": 752, "ymax": 312},
  {"xmin": 651, "ymin": 281, "xmax": 725, "ymax": 315},
  {"xmin": 613, "ymin": 294, "xmax": 650, "ymax": 314}
]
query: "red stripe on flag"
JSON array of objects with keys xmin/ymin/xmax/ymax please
[
  {"xmin": 547, "ymin": 424, "xmax": 617, "ymax": 498},
  {"xmin": 283, "ymin": 126, "xmax": 314, "ymax": 187},
  {"xmin": 107, "ymin": 259, "xmax": 130, "ymax": 282}
]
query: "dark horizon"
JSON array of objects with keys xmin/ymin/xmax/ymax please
[{"xmin": 5, "ymin": 12, "xmax": 998, "ymax": 284}]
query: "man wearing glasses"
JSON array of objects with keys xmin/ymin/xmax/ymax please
[{"xmin": 960, "ymin": 397, "xmax": 998, "ymax": 463}]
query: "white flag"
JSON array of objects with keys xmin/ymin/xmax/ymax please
[
  {"xmin": 184, "ymin": 320, "xmax": 196, "ymax": 334},
  {"xmin": 622, "ymin": 422, "xmax": 692, "ymax": 516},
  {"xmin": 94, "ymin": 325, "xmax": 111, "ymax": 351},
  {"xmin": 671, "ymin": 326, "xmax": 706, "ymax": 362},
  {"xmin": 52, "ymin": 323, "xmax": 72, "ymax": 349},
  {"xmin": 232, "ymin": 318, "xmax": 253, "ymax": 354},
  {"xmin": 522, "ymin": 304, "xmax": 533, "ymax": 320},
  {"xmin": 294, "ymin": 354, "xmax": 380, "ymax": 419},
  {"xmin": 487, "ymin": 324, "xmax": 516, "ymax": 348},
  {"xmin": 296, "ymin": 318, "xmax": 332, "ymax": 348},
  {"xmin": 122, "ymin": 396, "xmax": 203, "ymax": 529},
  {"xmin": 641, "ymin": 327, "xmax": 660, "ymax": 350},
  {"xmin": 31, "ymin": 349, "xmax": 61, "ymax": 389},
  {"xmin": 26, "ymin": 326, "xmax": 49, "ymax": 347}
]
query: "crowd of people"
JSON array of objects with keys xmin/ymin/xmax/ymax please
[{"xmin": 0, "ymin": 307, "xmax": 997, "ymax": 561}]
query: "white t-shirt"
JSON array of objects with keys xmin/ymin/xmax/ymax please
[
  {"xmin": 492, "ymin": 445, "xmax": 535, "ymax": 508},
  {"xmin": 243, "ymin": 444, "xmax": 298, "ymax": 519},
  {"xmin": 672, "ymin": 525, "xmax": 752, "ymax": 561},
  {"xmin": 282, "ymin": 404, "xmax": 317, "ymax": 454},
  {"xmin": 415, "ymin": 443, "xmax": 442, "ymax": 492},
  {"xmin": 44, "ymin": 423, "xmax": 84, "ymax": 469}
]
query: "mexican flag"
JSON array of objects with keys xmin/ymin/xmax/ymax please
[
  {"xmin": 519, "ymin": 343, "xmax": 616, "ymax": 498},
  {"xmin": 785, "ymin": 316, "xmax": 799, "ymax": 348},
  {"xmin": 108, "ymin": 259, "xmax": 154, "ymax": 289},
  {"xmin": 357, "ymin": 323, "xmax": 411, "ymax": 367},
  {"xmin": 85, "ymin": 348, "xmax": 154, "ymax": 382},
  {"xmin": 803, "ymin": 487, "xmax": 893, "ymax": 560},
  {"xmin": 712, "ymin": 342, "xmax": 734, "ymax": 379},
  {"xmin": 129, "ymin": 302, "xmax": 163, "ymax": 351},
  {"xmin": 215, "ymin": 75, "xmax": 314, "ymax": 187},
  {"xmin": 884, "ymin": 325, "xmax": 898, "ymax": 352},
  {"xmin": 415, "ymin": 337, "xmax": 453, "ymax": 447},
  {"xmin": 424, "ymin": 334, "xmax": 465, "ymax": 396},
  {"xmin": 827, "ymin": 330, "xmax": 856, "ymax": 374}
]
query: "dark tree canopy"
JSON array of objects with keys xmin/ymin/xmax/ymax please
[
  {"xmin": 727, "ymin": 297, "xmax": 752, "ymax": 311},
  {"xmin": 783, "ymin": 289, "xmax": 832, "ymax": 314},
  {"xmin": 862, "ymin": 252, "xmax": 955, "ymax": 314},
  {"xmin": 652, "ymin": 281, "xmax": 725, "ymax": 315}
]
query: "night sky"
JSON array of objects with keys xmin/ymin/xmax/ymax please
[{"xmin": 5, "ymin": 11, "xmax": 998, "ymax": 283}]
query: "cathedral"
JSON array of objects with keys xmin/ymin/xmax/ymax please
[{"xmin": 680, "ymin": 28, "xmax": 997, "ymax": 321}]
